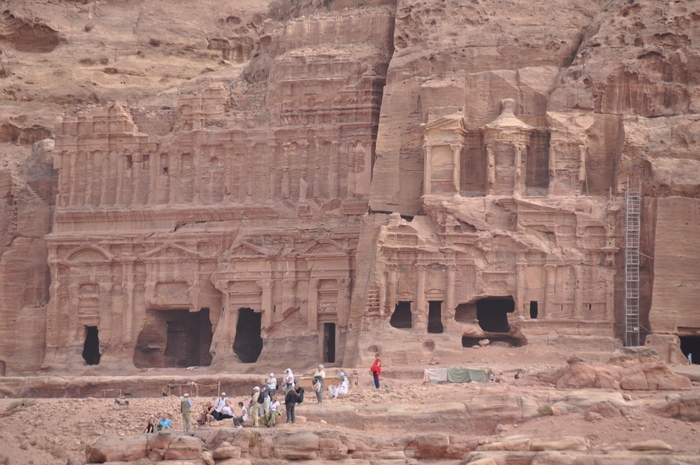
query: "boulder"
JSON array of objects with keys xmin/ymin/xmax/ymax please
[
  {"xmin": 626, "ymin": 440, "xmax": 672, "ymax": 451},
  {"xmin": 608, "ymin": 347, "xmax": 660, "ymax": 366},
  {"xmin": 163, "ymin": 435, "xmax": 203, "ymax": 460},
  {"xmin": 530, "ymin": 437, "xmax": 587, "ymax": 451},
  {"xmin": 85, "ymin": 435, "xmax": 147, "ymax": 462},
  {"xmin": 273, "ymin": 432, "xmax": 319, "ymax": 460},
  {"xmin": 202, "ymin": 451, "xmax": 215, "ymax": 465},
  {"xmin": 401, "ymin": 433, "xmax": 451, "ymax": 459},
  {"xmin": 651, "ymin": 390, "xmax": 700, "ymax": 421},
  {"xmin": 213, "ymin": 442, "xmax": 241, "ymax": 460}
]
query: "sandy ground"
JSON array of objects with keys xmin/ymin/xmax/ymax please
[{"xmin": 0, "ymin": 345, "xmax": 699, "ymax": 464}]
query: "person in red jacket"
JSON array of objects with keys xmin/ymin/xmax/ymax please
[{"xmin": 370, "ymin": 353, "xmax": 382, "ymax": 389}]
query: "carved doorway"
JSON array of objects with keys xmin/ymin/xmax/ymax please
[
  {"xmin": 323, "ymin": 322, "xmax": 336, "ymax": 364},
  {"xmin": 390, "ymin": 301, "xmax": 412, "ymax": 329},
  {"xmin": 428, "ymin": 301, "xmax": 444, "ymax": 333},
  {"xmin": 134, "ymin": 309, "xmax": 213, "ymax": 368},
  {"xmin": 680, "ymin": 336, "xmax": 700, "ymax": 364},
  {"xmin": 233, "ymin": 308, "xmax": 263, "ymax": 363},
  {"xmin": 82, "ymin": 326, "xmax": 101, "ymax": 365}
]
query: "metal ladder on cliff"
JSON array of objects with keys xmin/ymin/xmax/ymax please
[{"xmin": 624, "ymin": 180, "xmax": 641, "ymax": 347}]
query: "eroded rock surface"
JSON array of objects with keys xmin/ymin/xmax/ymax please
[{"xmin": 0, "ymin": 0, "xmax": 698, "ymax": 374}]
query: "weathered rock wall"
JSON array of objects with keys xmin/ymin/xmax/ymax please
[{"xmin": 0, "ymin": 0, "xmax": 699, "ymax": 374}]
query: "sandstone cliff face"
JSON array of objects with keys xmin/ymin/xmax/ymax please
[{"xmin": 0, "ymin": 0, "xmax": 698, "ymax": 374}]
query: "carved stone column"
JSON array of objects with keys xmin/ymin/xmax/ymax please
[
  {"xmin": 307, "ymin": 277, "xmax": 319, "ymax": 331},
  {"xmin": 578, "ymin": 144, "xmax": 587, "ymax": 195},
  {"xmin": 487, "ymin": 145, "xmax": 495, "ymax": 194},
  {"xmin": 514, "ymin": 258, "xmax": 527, "ymax": 318},
  {"xmin": 121, "ymin": 256, "xmax": 136, "ymax": 344},
  {"xmin": 415, "ymin": 264, "xmax": 427, "ymax": 331},
  {"xmin": 257, "ymin": 279, "xmax": 274, "ymax": 329},
  {"xmin": 387, "ymin": 266, "xmax": 398, "ymax": 318},
  {"xmin": 451, "ymin": 144, "xmax": 461, "ymax": 193},
  {"xmin": 445, "ymin": 254, "xmax": 456, "ymax": 321},
  {"xmin": 423, "ymin": 143, "xmax": 433, "ymax": 195},
  {"xmin": 281, "ymin": 144, "xmax": 290, "ymax": 199},
  {"xmin": 543, "ymin": 264, "xmax": 556, "ymax": 320},
  {"xmin": 513, "ymin": 143, "xmax": 525, "ymax": 197},
  {"xmin": 573, "ymin": 264, "xmax": 583, "ymax": 320}
]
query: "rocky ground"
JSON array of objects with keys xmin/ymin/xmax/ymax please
[{"xmin": 0, "ymin": 346, "xmax": 698, "ymax": 464}]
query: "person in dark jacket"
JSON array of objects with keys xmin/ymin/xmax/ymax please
[{"xmin": 285, "ymin": 385, "xmax": 300, "ymax": 424}]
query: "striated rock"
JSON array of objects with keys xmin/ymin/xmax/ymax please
[
  {"xmin": 543, "ymin": 361, "xmax": 692, "ymax": 391},
  {"xmin": 85, "ymin": 435, "xmax": 148, "ymax": 462},
  {"xmin": 273, "ymin": 432, "xmax": 319, "ymax": 460},
  {"xmin": 608, "ymin": 347, "xmax": 660, "ymax": 367},
  {"xmin": 626, "ymin": 440, "xmax": 672, "ymax": 452},
  {"xmin": 530, "ymin": 437, "xmax": 587, "ymax": 451},
  {"xmin": 650, "ymin": 391, "xmax": 700, "ymax": 422}
]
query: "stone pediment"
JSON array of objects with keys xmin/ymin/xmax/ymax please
[
  {"xmin": 66, "ymin": 246, "xmax": 112, "ymax": 263},
  {"xmin": 298, "ymin": 240, "xmax": 346, "ymax": 256},
  {"xmin": 139, "ymin": 244, "xmax": 200, "ymax": 261},
  {"xmin": 228, "ymin": 242, "xmax": 270, "ymax": 257},
  {"xmin": 422, "ymin": 112, "xmax": 467, "ymax": 132}
]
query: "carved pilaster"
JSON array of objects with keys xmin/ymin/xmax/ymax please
[
  {"xmin": 257, "ymin": 279, "xmax": 274, "ymax": 329},
  {"xmin": 543, "ymin": 264, "xmax": 556, "ymax": 320},
  {"xmin": 307, "ymin": 277, "xmax": 319, "ymax": 331},
  {"xmin": 415, "ymin": 264, "xmax": 427, "ymax": 331}
]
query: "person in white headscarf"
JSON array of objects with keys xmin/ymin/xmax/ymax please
[{"xmin": 283, "ymin": 368, "xmax": 295, "ymax": 392}]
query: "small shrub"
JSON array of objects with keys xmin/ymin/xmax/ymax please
[
  {"xmin": 6, "ymin": 399, "xmax": 37, "ymax": 411},
  {"xmin": 537, "ymin": 404, "xmax": 553, "ymax": 416}
]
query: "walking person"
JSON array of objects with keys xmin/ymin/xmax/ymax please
[
  {"xmin": 180, "ymin": 393, "xmax": 193, "ymax": 432},
  {"xmin": 313, "ymin": 364, "xmax": 326, "ymax": 403},
  {"xmin": 370, "ymin": 353, "xmax": 382, "ymax": 389}
]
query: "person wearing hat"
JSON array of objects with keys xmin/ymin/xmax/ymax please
[
  {"xmin": 213, "ymin": 392, "xmax": 228, "ymax": 421},
  {"xmin": 180, "ymin": 393, "xmax": 193, "ymax": 432},
  {"xmin": 328, "ymin": 372, "xmax": 349, "ymax": 399}
]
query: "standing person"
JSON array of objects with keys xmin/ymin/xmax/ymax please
[
  {"xmin": 283, "ymin": 368, "xmax": 295, "ymax": 392},
  {"xmin": 260, "ymin": 384, "xmax": 271, "ymax": 416},
  {"xmin": 313, "ymin": 364, "xmax": 326, "ymax": 403},
  {"xmin": 284, "ymin": 384, "xmax": 299, "ymax": 424},
  {"xmin": 180, "ymin": 393, "xmax": 193, "ymax": 432},
  {"xmin": 370, "ymin": 353, "xmax": 382, "ymax": 389},
  {"xmin": 250, "ymin": 386, "xmax": 261, "ymax": 427},
  {"xmin": 688, "ymin": 353, "xmax": 693, "ymax": 365},
  {"xmin": 213, "ymin": 392, "xmax": 228, "ymax": 421},
  {"xmin": 267, "ymin": 373, "xmax": 278, "ymax": 396}
]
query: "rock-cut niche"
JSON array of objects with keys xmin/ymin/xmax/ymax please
[
  {"xmin": 233, "ymin": 308, "xmax": 263, "ymax": 363},
  {"xmin": 134, "ymin": 308, "xmax": 213, "ymax": 368}
]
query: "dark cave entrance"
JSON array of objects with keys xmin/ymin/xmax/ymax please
[
  {"xmin": 530, "ymin": 301, "xmax": 538, "ymax": 319},
  {"xmin": 163, "ymin": 308, "xmax": 213, "ymax": 367},
  {"xmin": 233, "ymin": 308, "xmax": 263, "ymax": 363},
  {"xmin": 680, "ymin": 336, "xmax": 700, "ymax": 364},
  {"xmin": 323, "ymin": 322, "xmax": 336, "ymax": 364},
  {"xmin": 462, "ymin": 335, "xmax": 525, "ymax": 348},
  {"xmin": 82, "ymin": 326, "xmax": 101, "ymax": 365},
  {"xmin": 428, "ymin": 301, "xmax": 444, "ymax": 333},
  {"xmin": 390, "ymin": 301, "xmax": 412, "ymax": 329},
  {"xmin": 476, "ymin": 296, "xmax": 515, "ymax": 333},
  {"xmin": 133, "ymin": 309, "xmax": 213, "ymax": 368}
]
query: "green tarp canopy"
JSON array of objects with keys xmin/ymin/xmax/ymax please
[{"xmin": 423, "ymin": 367, "xmax": 488, "ymax": 383}]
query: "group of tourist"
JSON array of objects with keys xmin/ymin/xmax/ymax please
[{"xmin": 143, "ymin": 355, "xmax": 382, "ymax": 433}]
